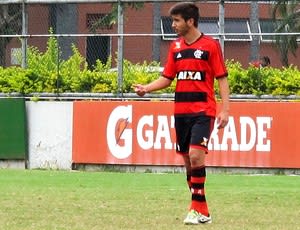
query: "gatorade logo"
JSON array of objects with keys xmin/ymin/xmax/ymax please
[
  {"xmin": 106, "ymin": 105, "xmax": 272, "ymax": 159},
  {"xmin": 107, "ymin": 105, "xmax": 132, "ymax": 159}
]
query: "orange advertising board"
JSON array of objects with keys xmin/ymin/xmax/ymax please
[{"xmin": 72, "ymin": 101, "xmax": 300, "ymax": 168}]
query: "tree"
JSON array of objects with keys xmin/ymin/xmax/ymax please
[
  {"xmin": 49, "ymin": 4, "xmax": 78, "ymax": 61},
  {"xmin": 249, "ymin": 1, "xmax": 260, "ymax": 63},
  {"xmin": 152, "ymin": 2, "xmax": 161, "ymax": 62},
  {"xmin": 90, "ymin": 2, "xmax": 143, "ymax": 32},
  {"xmin": 89, "ymin": 2, "xmax": 143, "ymax": 68},
  {"xmin": 0, "ymin": 4, "xmax": 22, "ymax": 66},
  {"xmin": 272, "ymin": 0, "xmax": 300, "ymax": 66}
]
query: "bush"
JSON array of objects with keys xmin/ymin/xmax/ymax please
[
  {"xmin": 227, "ymin": 60, "xmax": 300, "ymax": 96},
  {"xmin": 1, "ymin": 36, "xmax": 300, "ymax": 96}
]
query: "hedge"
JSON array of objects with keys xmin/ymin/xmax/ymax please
[{"xmin": 1, "ymin": 36, "xmax": 299, "ymax": 96}]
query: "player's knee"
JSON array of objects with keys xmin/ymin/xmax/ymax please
[{"xmin": 189, "ymin": 149, "xmax": 206, "ymax": 167}]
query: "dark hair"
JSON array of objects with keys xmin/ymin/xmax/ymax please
[
  {"xmin": 260, "ymin": 56, "xmax": 271, "ymax": 67},
  {"xmin": 169, "ymin": 2, "xmax": 199, "ymax": 27}
]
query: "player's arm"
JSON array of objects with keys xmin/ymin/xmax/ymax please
[
  {"xmin": 133, "ymin": 76, "xmax": 172, "ymax": 97},
  {"xmin": 216, "ymin": 76, "xmax": 230, "ymax": 129}
]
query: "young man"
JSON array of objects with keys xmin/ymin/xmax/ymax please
[{"xmin": 133, "ymin": 2, "xmax": 230, "ymax": 225}]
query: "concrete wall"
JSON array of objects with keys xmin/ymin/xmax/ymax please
[{"xmin": 26, "ymin": 101, "xmax": 73, "ymax": 170}]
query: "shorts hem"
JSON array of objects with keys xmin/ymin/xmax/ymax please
[
  {"xmin": 176, "ymin": 151, "xmax": 189, "ymax": 155},
  {"xmin": 190, "ymin": 145, "xmax": 208, "ymax": 154}
]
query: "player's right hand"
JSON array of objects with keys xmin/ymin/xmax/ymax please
[{"xmin": 133, "ymin": 84, "xmax": 147, "ymax": 97}]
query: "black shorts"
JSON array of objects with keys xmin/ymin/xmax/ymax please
[{"xmin": 175, "ymin": 115, "xmax": 215, "ymax": 154}]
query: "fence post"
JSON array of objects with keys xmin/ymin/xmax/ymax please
[
  {"xmin": 117, "ymin": 0, "xmax": 124, "ymax": 97},
  {"xmin": 250, "ymin": 1, "xmax": 260, "ymax": 62},
  {"xmin": 218, "ymin": 0, "xmax": 225, "ymax": 56},
  {"xmin": 21, "ymin": 0, "xmax": 28, "ymax": 68}
]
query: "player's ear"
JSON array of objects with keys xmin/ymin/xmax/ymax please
[{"xmin": 187, "ymin": 18, "xmax": 195, "ymax": 27}]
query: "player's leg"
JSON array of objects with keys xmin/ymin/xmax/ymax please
[
  {"xmin": 188, "ymin": 148, "xmax": 211, "ymax": 219},
  {"xmin": 182, "ymin": 154, "xmax": 192, "ymax": 189},
  {"xmin": 174, "ymin": 116, "xmax": 192, "ymax": 190},
  {"xmin": 183, "ymin": 116, "xmax": 214, "ymax": 225}
]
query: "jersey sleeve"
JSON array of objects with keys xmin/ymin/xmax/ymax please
[
  {"xmin": 162, "ymin": 41, "xmax": 177, "ymax": 80},
  {"xmin": 210, "ymin": 40, "xmax": 228, "ymax": 79}
]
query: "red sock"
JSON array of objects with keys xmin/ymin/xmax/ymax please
[{"xmin": 189, "ymin": 166, "xmax": 209, "ymax": 216}]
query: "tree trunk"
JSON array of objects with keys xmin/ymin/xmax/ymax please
[
  {"xmin": 0, "ymin": 39, "xmax": 6, "ymax": 66},
  {"xmin": 249, "ymin": 1, "xmax": 260, "ymax": 63},
  {"xmin": 152, "ymin": 2, "xmax": 161, "ymax": 62},
  {"xmin": 53, "ymin": 4, "xmax": 78, "ymax": 61},
  {"xmin": 279, "ymin": 40, "xmax": 289, "ymax": 67}
]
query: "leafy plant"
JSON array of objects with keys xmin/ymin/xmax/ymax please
[{"xmin": 0, "ymin": 36, "xmax": 300, "ymax": 96}]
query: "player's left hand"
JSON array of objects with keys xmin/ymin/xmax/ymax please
[{"xmin": 216, "ymin": 111, "xmax": 229, "ymax": 129}]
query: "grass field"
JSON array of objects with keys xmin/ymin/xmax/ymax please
[{"xmin": 0, "ymin": 169, "xmax": 300, "ymax": 230}]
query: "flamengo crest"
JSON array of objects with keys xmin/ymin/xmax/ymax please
[{"xmin": 194, "ymin": 49, "xmax": 204, "ymax": 59}]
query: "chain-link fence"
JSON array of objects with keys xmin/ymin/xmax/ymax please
[{"xmin": 0, "ymin": 1, "xmax": 300, "ymax": 97}]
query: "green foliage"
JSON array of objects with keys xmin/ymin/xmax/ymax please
[
  {"xmin": 227, "ymin": 60, "xmax": 300, "ymax": 96},
  {"xmin": 91, "ymin": 57, "xmax": 118, "ymax": 93},
  {"xmin": 264, "ymin": 65, "xmax": 300, "ymax": 95},
  {"xmin": 0, "ymin": 36, "xmax": 300, "ymax": 96},
  {"xmin": 226, "ymin": 60, "xmax": 269, "ymax": 96},
  {"xmin": 122, "ymin": 59, "xmax": 174, "ymax": 94},
  {"xmin": 26, "ymin": 34, "xmax": 60, "ymax": 93},
  {"xmin": 271, "ymin": 0, "xmax": 300, "ymax": 66}
]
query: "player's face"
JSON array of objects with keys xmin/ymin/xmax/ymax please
[{"xmin": 171, "ymin": 14, "xmax": 192, "ymax": 37}]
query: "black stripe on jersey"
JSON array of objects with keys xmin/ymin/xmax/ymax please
[
  {"xmin": 174, "ymin": 48, "xmax": 209, "ymax": 61},
  {"xmin": 175, "ymin": 92, "xmax": 207, "ymax": 102}
]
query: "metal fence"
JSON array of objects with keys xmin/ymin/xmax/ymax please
[{"xmin": 0, "ymin": 0, "xmax": 300, "ymax": 97}]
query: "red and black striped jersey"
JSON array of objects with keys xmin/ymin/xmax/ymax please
[{"xmin": 162, "ymin": 34, "xmax": 228, "ymax": 117}]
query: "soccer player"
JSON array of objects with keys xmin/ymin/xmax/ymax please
[{"xmin": 133, "ymin": 2, "xmax": 230, "ymax": 225}]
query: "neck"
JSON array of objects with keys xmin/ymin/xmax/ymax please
[{"xmin": 184, "ymin": 29, "xmax": 202, "ymax": 45}]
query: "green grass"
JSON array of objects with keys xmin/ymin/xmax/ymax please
[{"xmin": 0, "ymin": 169, "xmax": 300, "ymax": 230}]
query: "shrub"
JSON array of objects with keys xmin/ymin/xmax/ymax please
[{"xmin": 1, "ymin": 36, "xmax": 300, "ymax": 96}]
